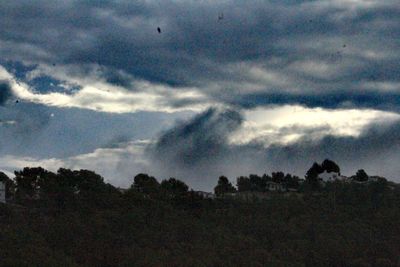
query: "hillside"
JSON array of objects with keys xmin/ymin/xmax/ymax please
[{"xmin": 1, "ymin": 167, "xmax": 400, "ymax": 266}]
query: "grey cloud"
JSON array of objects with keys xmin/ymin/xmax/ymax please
[
  {"xmin": 0, "ymin": 102, "xmax": 52, "ymax": 157},
  {"xmin": 229, "ymin": 91, "xmax": 400, "ymax": 112},
  {"xmin": 150, "ymin": 108, "xmax": 243, "ymax": 167},
  {"xmin": 2, "ymin": 105, "xmax": 399, "ymax": 191},
  {"xmin": 146, "ymin": 108, "xmax": 252, "ymax": 189},
  {"xmin": 265, "ymin": 118, "xmax": 400, "ymax": 181},
  {"xmin": 146, "ymin": 107, "xmax": 400, "ymax": 190},
  {"xmin": 0, "ymin": 101, "xmax": 192, "ymax": 159},
  {"xmin": 102, "ymin": 68, "xmax": 134, "ymax": 88},
  {"xmin": 1, "ymin": 1, "xmax": 399, "ymax": 110},
  {"xmin": 262, "ymin": 120, "xmax": 400, "ymax": 181}
]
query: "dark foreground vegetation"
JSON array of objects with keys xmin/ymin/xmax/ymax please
[{"xmin": 1, "ymin": 165, "xmax": 400, "ymax": 267}]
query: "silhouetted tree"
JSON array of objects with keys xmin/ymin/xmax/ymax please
[
  {"xmin": 305, "ymin": 162, "xmax": 323, "ymax": 190},
  {"xmin": 57, "ymin": 168, "xmax": 81, "ymax": 193},
  {"xmin": 214, "ymin": 176, "xmax": 236, "ymax": 196},
  {"xmin": 249, "ymin": 174, "xmax": 265, "ymax": 191},
  {"xmin": 321, "ymin": 159, "xmax": 340, "ymax": 174},
  {"xmin": 237, "ymin": 176, "xmax": 251, "ymax": 192},
  {"xmin": 36, "ymin": 170, "xmax": 60, "ymax": 204},
  {"xmin": 132, "ymin": 173, "xmax": 160, "ymax": 195},
  {"xmin": 262, "ymin": 174, "xmax": 272, "ymax": 182},
  {"xmin": 52, "ymin": 168, "xmax": 119, "ymax": 209},
  {"xmin": 271, "ymin": 172, "xmax": 285, "ymax": 183},
  {"xmin": 0, "ymin": 172, "xmax": 15, "ymax": 200},
  {"xmin": 306, "ymin": 162, "xmax": 323, "ymax": 178},
  {"xmin": 74, "ymin": 170, "xmax": 106, "ymax": 193},
  {"xmin": 14, "ymin": 167, "xmax": 48, "ymax": 201},
  {"xmin": 283, "ymin": 174, "xmax": 300, "ymax": 189},
  {"xmin": 355, "ymin": 169, "xmax": 368, "ymax": 182},
  {"xmin": 161, "ymin": 178, "xmax": 189, "ymax": 197}
]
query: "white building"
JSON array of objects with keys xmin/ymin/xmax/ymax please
[
  {"xmin": 0, "ymin": 181, "xmax": 5, "ymax": 203},
  {"xmin": 318, "ymin": 171, "xmax": 347, "ymax": 182},
  {"xmin": 266, "ymin": 181, "xmax": 286, "ymax": 192},
  {"xmin": 351, "ymin": 175, "xmax": 385, "ymax": 184}
]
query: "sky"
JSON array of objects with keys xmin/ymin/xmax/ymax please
[{"xmin": 1, "ymin": 0, "xmax": 400, "ymax": 191}]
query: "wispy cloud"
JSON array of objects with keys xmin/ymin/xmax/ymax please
[{"xmin": 1, "ymin": 65, "xmax": 213, "ymax": 113}]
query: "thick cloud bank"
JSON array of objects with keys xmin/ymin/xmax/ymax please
[
  {"xmin": 1, "ymin": 106, "xmax": 399, "ymax": 191},
  {"xmin": 151, "ymin": 108, "xmax": 243, "ymax": 167},
  {"xmin": 147, "ymin": 108, "xmax": 253, "ymax": 189},
  {"xmin": 146, "ymin": 108, "xmax": 400, "ymax": 190}
]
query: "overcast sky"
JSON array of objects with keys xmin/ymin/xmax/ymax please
[{"xmin": 1, "ymin": 0, "xmax": 400, "ymax": 190}]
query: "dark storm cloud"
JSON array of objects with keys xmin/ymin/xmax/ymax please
[
  {"xmin": 0, "ymin": 82, "xmax": 13, "ymax": 105},
  {"xmin": 150, "ymin": 108, "xmax": 243, "ymax": 167},
  {"xmin": 103, "ymin": 68, "xmax": 133, "ymax": 88},
  {"xmin": 147, "ymin": 107, "xmax": 400, "ymax": 190},
  {"xmin": 1, "ymin": 1, "xmax": 400, "ymax": 110},
  {"xmin": 231, "ymin": 91, "xmax": 400, "ymax": 111},
  {"xmin": 147, "ymin": 108, "xmax": 250, "ymax": 189}
]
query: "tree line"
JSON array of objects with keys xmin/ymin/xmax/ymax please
[
  {"xmin": 1, "ymin": 161, "xmax": 399, "ymax": 266},
  {"xmin": 0, "ymin": 159, "xmax": 390, "ymax": 203}
]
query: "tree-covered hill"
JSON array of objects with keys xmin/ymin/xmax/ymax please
[{"xmin": 1, "ymin": 166, "xmax": 400, "ymax": 266}]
